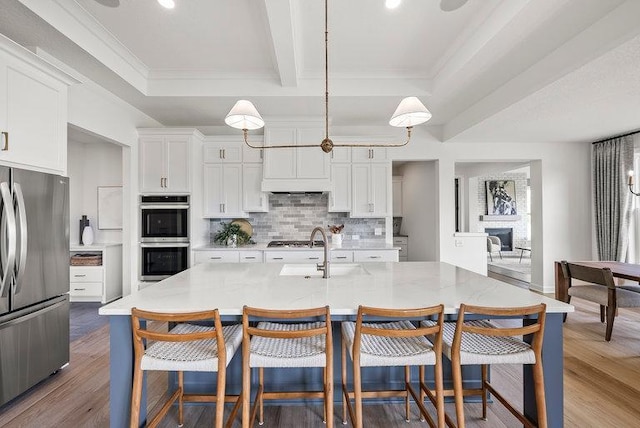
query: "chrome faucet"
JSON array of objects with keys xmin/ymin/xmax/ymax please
[{"xmin": 310, "ymin": 226, "xmax": 330, "ymax": 279}]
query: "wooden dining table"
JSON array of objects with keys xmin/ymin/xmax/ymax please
[{"xmin": 555, "ymin": 261, "xmax": 640, "ymax": 302}]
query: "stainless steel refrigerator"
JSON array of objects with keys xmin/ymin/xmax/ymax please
[{"xmin": 0, "ymin": 167, "xmax": 70, "ymax": 407}]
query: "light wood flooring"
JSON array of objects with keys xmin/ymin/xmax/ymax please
[{"xmin": 2, "ymin": 299, "xmax": 640, "ymax": 427}]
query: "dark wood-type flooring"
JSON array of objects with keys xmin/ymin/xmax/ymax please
[{"xmin": 2, "ymin": 297, "xmax": 640, "ymax": 427}]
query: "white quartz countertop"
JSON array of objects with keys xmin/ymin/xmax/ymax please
[
  {"xmin": 71, "ymin": 243, "xmax": 122, "ymax": 251},
  {"xmin": 99, "ymin": 262, "xmax": 572, "ymax": 316},
  {"xmin": 192, "ymin": 242, "xmax": 400, "ymax": 251}
]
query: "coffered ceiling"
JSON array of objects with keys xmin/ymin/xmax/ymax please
[{"xmin": 2, "ymin": 0, "xmax": 640, "ymax": 144}]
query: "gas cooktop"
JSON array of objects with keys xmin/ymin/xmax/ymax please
[{"xmin": 267, "ymin": 240, "xmax": 325, "ymax": 248}]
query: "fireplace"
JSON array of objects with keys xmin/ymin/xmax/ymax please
[{"xmin": 485, "ymin": 228, "xmax": 513, "ymax": 251}]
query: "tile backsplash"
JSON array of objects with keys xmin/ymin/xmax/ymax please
[{"xmin": 208, "ymin": 193, "xmax": 385, "ymax": 244}]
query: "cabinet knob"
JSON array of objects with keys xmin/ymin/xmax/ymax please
[{"xmin": 1, "ymin": 132, "xmax": 8, "ymax": 151}]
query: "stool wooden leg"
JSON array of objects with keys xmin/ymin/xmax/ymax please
[
  {"xmin": 326, "ymin": 362, "xmax": 334, "ymax": 427},
  {"xmin": 452, "ymin": 355, "xmax": 465, "ymax": 428},
  {"xmin": 419, "ymin": 366, "xmax": 426, "ymax": 422},
  {"xmin": 354, "ymin": 357, "xmax": 363, "ymax": 428},
  {"xmin": 258, "ymin": 367, "xmax": 264, "ymax": 425},
  {"xmin": 216, "ymin": 367, "xmax": 226, "ymax": 428},
  {"xmin": 404, "ymin": 366, "xmax": 411, "ymax": 422},
  {"xmin": 341, "ymin": 339, "xmax": 348, "ymax": 425},
  {"xmin": 605, "ymin": 304, "xmax": 616, "ymax": 341},
  {"xmin": 178, "ymin": 371, "xmax": 184, "ymax": 427},
  {"xmin": 600, "ymin": 305, "xmax": 605, "ymax": 323},
  {"xmin": 481, "ymin": 365, "xmax": 488, "ymax": 420},
  {"xmin": 434, "ymin": 356, "xmax": 445, "ymax": 428},
  {"xmin": 533, "ymin": 360, "xmax": 548, "ymax": 428},
  {"xmin": 130, "ymin": 362, "xmax": 143, "ymax": 428}
]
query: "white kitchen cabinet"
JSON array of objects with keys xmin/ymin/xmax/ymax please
[
  {"xmin": 242, "ymin": 143, "xmax": 264, "ymax": 163},
  {"xmin": 203, "ymin": 141, "xmax": 243, "ymax": 163},
  {"xmin": 352, "ymin": 147, "xmax": 387, "ymax": 163},
  {"xmin": 0, "ymin": 35, "xmax": 74, "ymax": 174},
  {"xmin": 264, "ymin": 250, "xmax": 324, "ymax": 263},
  {"xmin": 243, "ymin": 164, "xmax": 268, "ymax": 212},
  {"xmin": 392, "ymin": 176, "xmax": 403, "ymax": 217},
  {"xmin": 328, "ymin": 163, "xmax": 351, "ymax": 212},
  {"xmin": 203, "ymin": 163, "xmax": 244, "ymax": 218},
  {"xmin": 69, "ymin": 244, "xmax": 122, "ymax": 304},
  {"xmin": 330, "ymin": 250, "xmax": 353, "ymax": 263},
  {"xmin": 330, "ymin": 146, "xmax": 351, "ymax": 163},
  {"xmin": 139, "ymin": 133, "xmax": 192, "ymax": 193},
  {"xmin": 239, "ymin": 250, "xmax": 263, "ymax": 263},
  {"xmin": 262, "ymin": 127, "xmax": 330, "ymax": 191},
  {"xmin": 351, "ymin": 162, "xmax": 391, "ymax": 217},
  {"xmin": 393, "ymin": 236, "xmax": 409, "ymax": 261},
  {"xmin": 194, "ymin": 250, "xmax": 240, "ymax": 264},
  {"xmin": 353, "ymin": 249, "xmax": 398, "ymax": 263}
]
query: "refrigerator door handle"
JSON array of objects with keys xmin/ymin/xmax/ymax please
[
  {"xmin": 13, "ymin": 183, "xmax": 27, "ymax": 295},
  {"xmin": 0, "ymin": 182, "xmax": 16, "ymax": 297}
]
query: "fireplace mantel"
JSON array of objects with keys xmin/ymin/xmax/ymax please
[{"xmin": 480, "ymin": 215, "xmax": 522, "ymax": 221}]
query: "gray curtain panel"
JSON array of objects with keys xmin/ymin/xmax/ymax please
[{"xmin": 592, "ymin": 136, "xmax": 634, "ymax": 261}]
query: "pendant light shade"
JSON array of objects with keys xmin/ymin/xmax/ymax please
[
  {"xmin": 225, "ymin": 100, "xmax": 265, "ymax": 130},
  {"xmin": 389, "ymin": 97, "xmax": 432, "ymax": 128}
]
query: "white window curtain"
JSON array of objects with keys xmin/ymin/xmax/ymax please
[{"xmin": 628, "ymin": 142, "xmax": 640, "ymax": 263}]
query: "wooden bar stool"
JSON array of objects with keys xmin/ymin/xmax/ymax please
[
  {"xmin": 341, "ymin": 305, "xmax": 447, "ymax": 428},
  {"xmin": 130, "ymin": 308, "xmax": 242, "ymax": 428},
  {"xmin": 241, "ymin": 305, "xmax": 333, "ymax": 427},
  {"xmin": 431, "ymin": 303, "xmax": 547, "ymax": 428}
]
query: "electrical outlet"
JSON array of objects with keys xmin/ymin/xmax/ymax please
[
  {"xmin": 374, "ymin": 228, "xmax": 383, "ymax": 236},
  {"xmin": 454, "ymin": 239, "xmax": 463, "ymax": 247},
  {"xmin": 352, "ymin": 235, "xmax": 360, "ymax": 240}
]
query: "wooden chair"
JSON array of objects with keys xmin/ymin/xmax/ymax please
[
  {"xmin": 430, "ymin": 303, "xmax": 547, "ymax": 428},
  {"xmin": 130, "ymin": 308, "xmax": 242, "ymax": 428},
  {"xmin": 241, "ymin": 305, "xmax": 333, "ymax": 427},
  {"xmin": 341, "ymin": 305, "xmax": 448, "ymax": 428},
  {"xmin": 561, "ymin": 261, "xmax": 640, "ymax": 341}
]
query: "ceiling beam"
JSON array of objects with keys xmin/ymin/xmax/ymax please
[
  {"xmin": 261, "ymin": 0, "xmax": 298, "ymax": 87},
  {"xmin": 437, "ymin": 0, "xmax": 640, "ymax": 140}
]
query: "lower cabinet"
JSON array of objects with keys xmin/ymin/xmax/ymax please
[
  {"xmin": 193, "ymin": 250, "xmax": 264, "ymax": 265},
  {"xmin": 264, "ymin": 250, "xmax": 324, "ymax": 263},
  {"xmin": 353, "ymin": 250, "xmax": 398, "ymax": 263},
  {"xmin": 393, "ymin": 236, "xmax": 409, "ymax": 262},
  {"xmin": 69, "ymin": 244, "xmax": 122, "ymax": 304}
]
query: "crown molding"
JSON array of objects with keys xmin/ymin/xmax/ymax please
[{"xmin": 18, "ymin": 0, "xmax": 150, "ymax": 93}]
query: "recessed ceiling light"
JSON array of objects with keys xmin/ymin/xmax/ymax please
[
  {"xmin": 158, "ymin": 0, "xmax": 175, "ymax": 9},
  {"xmin": 385, "ymin": 0, "xmax": 401, "ymax": 9}
]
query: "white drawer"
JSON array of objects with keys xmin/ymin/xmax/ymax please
[
  {"xmin": 393, "ymin": 237, "xmax": 408, "ymax": 245},
  {"xmin": 330, "ymin": 250, "xmax": 353, "ymax": 263},
  {"xmin": 239, "ymin": 250, "xmax": 263, "ymax": 263},
  {"xmin": 353, "ymin": 250, "xmax": 398, "ymax": 263},
  {"xmin": 264, "ymin": 250, "xmax": 324, "ymax": 263},
  {"xmin": 70, "ymin": 267, "xmax": 103, "ymax": 282},
  {"xmin": 69, "ymin": 282, "xmax": 103, "ymax": 297},
  {"xmin": 194, "ymin": 251, "xmax": 240, "ymax": 264}
]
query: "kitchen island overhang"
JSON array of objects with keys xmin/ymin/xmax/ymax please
[{"xmin": 100, "ymin": 261, "xmax": 572, "ymax": 428}]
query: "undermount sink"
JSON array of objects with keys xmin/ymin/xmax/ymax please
[{"xmin": 279, "ymin": 263, "xmax": 369, "ymax": 277}]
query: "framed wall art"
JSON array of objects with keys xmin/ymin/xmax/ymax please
[{"xmin": 485, "ymin": 180, "xmax": 517, "ymax": 215}]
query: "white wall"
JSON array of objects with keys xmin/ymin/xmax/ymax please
[
  {"xmin": 68, "ymin": 140, "xmax": 123, "ymax": 245},
  {"xmin": 387, "ymin": 127, "xmax": 592, "ymax": 293},
  {"xmin": 398, "ymin": 161, "xmax": 438, "ymax": 261}
]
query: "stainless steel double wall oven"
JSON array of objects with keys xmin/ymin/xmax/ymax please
[{"xmin": 140, "ymin": 195, "xmax": 189, "ymax": 281}]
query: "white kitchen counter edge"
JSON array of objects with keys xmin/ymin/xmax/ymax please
[
  {"xmin": 192, "ymin": 243, "xmax": 400, "ymax": 251},
  {"xmin": 99, "ymin": 261, "xmax": 573, "ymax": 316}
]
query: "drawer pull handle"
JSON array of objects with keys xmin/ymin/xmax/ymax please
[
  {"xmin": 369, "ymin": 256, "xmax": 381, "ymax": 259},
  {"xmin": 244, "ymin": 257, "xmax": 256, "ymax": 259},
  {"xmin": 74, "ymin": 274, "xmax": 86, "ymax": 277},
  {"xmin": 272, "ymin": 257, "xmax": 283, "ymax": 260},
  {"xmin": 74, "ymin": 288, "xmax": 86, "ymax": 291},
  {"xmin": 308, "ymin": 257, "xmax": 320, "ymax": 260},
  {"xmin": 211, "ymin": 257, "xmax": 222, "ymax": 260},
  {"xmin": 336, "ymin": 256, "xmax": 347, "ymax": 259}
]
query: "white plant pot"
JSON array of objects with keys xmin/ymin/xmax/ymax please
[{"xmin": 332, "ymin": 233, "xmax": 342, "ymax": 248}]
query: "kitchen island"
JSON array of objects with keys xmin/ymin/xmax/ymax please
[{"xmin": 100, "ymin": 261, "xmax": 572, "ymax": 427}]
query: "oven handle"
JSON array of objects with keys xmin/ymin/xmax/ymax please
[
  {"xmin": 140, "ymin": 243, "xmax": 190, "ymax": 248},
  {"xmin": 140, "ymin": 204, "xmax": 189, "ymax": 210}
]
